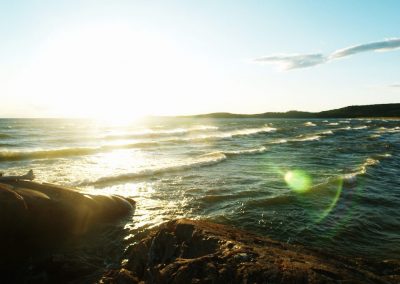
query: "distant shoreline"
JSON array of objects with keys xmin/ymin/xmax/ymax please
[
  {"xmin": 180, "ymin": 103, "xmax": 400, "ymax": 119},
  {"xmin": 0, "ymin": 103, "xmax": 398, "ymax": 120}
]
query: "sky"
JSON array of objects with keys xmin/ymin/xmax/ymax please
[{"xmin": 1, "ymin": 0, "xmax": 399, "ymax": 118}]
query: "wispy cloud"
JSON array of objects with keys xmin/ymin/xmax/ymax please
[
  {"xmin": 330, "ymin": 38, "xmax": 400, "ymax": 59},
  {"xmin": 388, "ymin": 83, "xmax": 400, "ymax": 88},
  {"xmin": 253, "ymin": 53, "xmax": 326, "ymax": 70},
  {"xmin": 254, "ymin": 38, "xmax": 400, "ymax": 70}
]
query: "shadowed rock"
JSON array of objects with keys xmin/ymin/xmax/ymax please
[
  {"xmin": 0, "ymin": 180, "xmax": 135, "ymax": 266},
  {"xmin": 100, "ymin": 219, "xmax": 399, "ymax": 284}
]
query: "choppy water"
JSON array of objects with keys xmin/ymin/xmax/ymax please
[{"xmin": 1, "ymin": 117, "xmax": 399, "ymax": 260}]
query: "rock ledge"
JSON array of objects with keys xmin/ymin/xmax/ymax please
[{"xmin": 100, "ymin": 219, "xmax": 399, "ymax": 284}]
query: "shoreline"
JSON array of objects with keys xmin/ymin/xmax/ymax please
[
  {"xmin": 104, "ymin": 219, "xmax": 400, "ymax": 283},
  {"xmin": 1, "ymin": 180, "xmax": 399, "ymax": 283}
]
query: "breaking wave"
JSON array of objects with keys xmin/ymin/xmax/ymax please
[
  {"xmin": 323, "ymin": 153, "xmax": 391, "ymax": 187},
  {"xmin": 246, "ymin": 153, "xmax": 392, "ymax": 207},
  {"xmin": 165, "ymin": 125, "xmax": 277, "ymax": 142},
  {"xmin": 291, "ymin": 135, "xmax": 321, "ymax": 142},
  {"xmin": 377, "ymin": 127, "xmax": 400, "ymax": 133},
  {"xmin": 304, "ymin": 122, "xmax": 316, "ymax": 127},
  {"xmin": 104, "ymin": 125, "xmax": 219, "ymax": 139},
  {"xmin": 198, "ymin": 125, "xmax": 276, "ymax": 139},
  {"xmin": 0, "ymin": 141, "xmax": 160, "ymax": 161},
  {"xmin": 0, "ymin": 126, "xmax": 277, "ymax": 161},
  {"xmin": 81, "ymin": 152, "xmax": 228, "ymax": 186},
  {"xmin": 224, "ymin": 146, "xmax": 268, "ymax": 156},
  {"xmin": 80, "ymin": 146, "xmax": 269, "ymax": 186},
  {"xmin": 268, "ymin": 134, "xmax": 322, "ymax": 144}
]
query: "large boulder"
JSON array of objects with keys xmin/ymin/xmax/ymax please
[
  {"xmin": 100, "ymin": 219, "xmax": 399, "ymax": 284},
  {"xmin": 0, "ymin": 180, "xmax": 135, "ymax": 264}
]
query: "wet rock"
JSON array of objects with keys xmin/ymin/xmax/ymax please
[{"xmin": 100, "ymin": 219, "xmax": 399, "ymax": 284}]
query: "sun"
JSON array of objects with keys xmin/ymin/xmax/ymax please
[{"xmin": 16, "ymin": 22, "xmax": 211, "ymax": 119}]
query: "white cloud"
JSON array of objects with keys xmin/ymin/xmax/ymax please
[
  {"xmin": 253, "ymin": 53, "xmax": 326, "ymax": 70},
  {"xmin": 330, "ymin": 38, "xmax": 400, "ymax": 59},
  {"xmin": 254, "ymin": 38, "xmax": 400, "ymax": 70},
  {"xmin": 389, "ymin": 83, "xmax": 400, "ymax": 88}
]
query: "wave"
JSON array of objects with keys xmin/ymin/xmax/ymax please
[
  {"xmin": 327, "ymin": 122, "xmax": 339, "ymax": 126},
  {"xmin": 81, "ymin": 152, "xmax": 228, "ymax": 186},
  {"xmin": 268, "ymin": 129, "xmax": 333, "ymax": 145},
  {"xmin": 0, "ymin": 125, "xmax": 276, "ymax": 161},
  {"xmin": 104, "ymin": 125, "xmax": 219, "ymax": 140},
  {"xmin": 246, "ymin": 194, "xmax": 294, "ymax": 207},
  {"xmin": 0, "ymin": 141, "xmax": 160, "ymax": 161},
  {"xmin": 245, "ymin": 153, "xmax": 392, "ymax": 208},
  {"xmin": 208, "ymin": 125, "xmax": 276, "ymax": 139},
  {"xmin": 268, "ymin": 129, "xmax": 336, "ymax": 145},
  {"xmin": 224, "ymin": 146, "xmax": 268, "ymax": 156},
  {"xmin": 291, "ymin": 135, "xmax": 321, "ymax": 142},
  {"xmin": 0, "ymin": 133, "xmax": 12, "ymax": 139},
  {"xmin": 377, "ymin": 126, "xmax": 400, "ymax": 133},
  {"xmin": 166, "ymin": 125, "xmax": 277, "ymax": 142},
  {"xmin": 304, "ymin": 122, "xmax": 316, "ymax": 127},
  {"xmin": 336, "ymin": 126, "xmax": 352, "ymax": 131},
  {"xmin": 327, "ymin": 153, "xmax": 391, "ymax": 187},
  {"xmin": 358, "ymin": 158, "xmax": 379, "ymax": 174},
  {"xmin": 0, "ymin": 147, "xmax": 98, "ymax": 161},
  {"xmin": 200, "ymin": 194, "xmax": 238, "ymax": 203},
  {"xmin": 192, "ymin": 125, "xmax": 220, "ymax": 131},
  {"xmin": 319, "ymin": 130, "xmax": 334, "ymax": 135},
  {"xmin": 80, "ymin": 145, "xmax": 270, "ymax": 186},
  {"xmin": 369, "ymin": 134, "xmax": 381, "ymax": 139},
  {"xmin": 268, "ymin": 134, "xmax": 322, "ymax": 145},
  {"xmin": 353, "ymin": 126, "xmax": 368, "ymax": 130},
  {"xmin": 103, "ymin": 125, "xmax": 274, "ymax": 143},
  {"xmin": 0, "ymin": 143, "xmax": 17, "ymax": 147}
]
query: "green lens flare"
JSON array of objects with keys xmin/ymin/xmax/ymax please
[
  {"xmin": 284, "ymin": 170, "xmax": 312, "ymax": 193},
  {"xmin": 315, "ymin": 177, "xmax": 343, "ymax": 223}
]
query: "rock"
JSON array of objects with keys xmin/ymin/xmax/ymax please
[
  {"xmin": 100, "ymin": 219, "xmax": 399, "ymax": 284},
  {"xmin": 0, "ymin": 180, "xmax": 135, "ymax": 267}
]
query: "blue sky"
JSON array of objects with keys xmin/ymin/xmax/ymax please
[{"xmin": 1, "ymin": 0, "xmax": 399, "ymax": 117}]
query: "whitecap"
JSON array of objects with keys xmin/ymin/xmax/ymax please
[
  {"xmin": 82, "ymin": 152, "xmax": 228, "ymax": 186},
  {"xmin": 224, "ymin": 146, "xmax": 268, "ymax": 156},
  {"xmin": 304, "ymin": 122, "xmax": 316, "ymax": 127}
]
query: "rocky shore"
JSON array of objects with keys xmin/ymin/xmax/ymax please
[
  {"xmin": 1, "ymin": 180, "xmax": 399, "ymax": 283},
  {"xmin": 101, "ymin": 219, "xmax": 400, "ymax": 284}
]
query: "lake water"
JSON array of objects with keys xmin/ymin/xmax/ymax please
[{"xmin": 1, "ymin": 117, "xmax": 399, "ymax": 260}]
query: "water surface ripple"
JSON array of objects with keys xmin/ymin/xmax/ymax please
[{"xmin": 1, "ymin": 117, "xmax": 399, "ymax": 260}]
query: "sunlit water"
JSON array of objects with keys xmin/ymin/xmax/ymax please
[{"xmin": 1, "ymin": 117, "xmax": 399, "ymax": 260}]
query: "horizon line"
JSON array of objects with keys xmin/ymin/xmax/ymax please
[{"xmin": 0, "ymin": 102, "xmax": 398, "ymax": 119}]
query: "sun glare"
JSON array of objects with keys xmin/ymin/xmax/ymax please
[{"xmin": 15, "ymin": 23, "xmax": 213, "ymax": 119}]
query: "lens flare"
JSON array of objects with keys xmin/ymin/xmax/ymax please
[
  {"xmin": 315, "ymin": 177, "xmax": 343, "ymax": 223},
  {"xmin": 284, "ymin": 170, "xmax": 312, "ymax": 193}
]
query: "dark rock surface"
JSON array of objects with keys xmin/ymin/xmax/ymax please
[
  {"xmin": 0, "ymin": 180, "xmax": 135, "ymax": 235},
  {"xmin": 0, "ymin": 180, "xmax": 135, "ymax": 282},
  {"xmin": 100, "ymin": 219, "xmax": 400, "ymax": 284}
]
